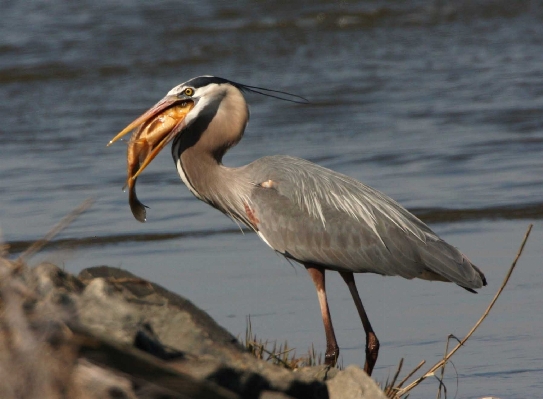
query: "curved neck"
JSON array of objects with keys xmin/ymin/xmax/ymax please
[
  {"xmin": 170, "ymin": 84, "xmax": 252, "ymax": 223},
  {"xmin": 175, "ymin": 144, "xmax": 254, "ymax": 228},
  {"xmin": 173, "ymin": 139, "xmax": 226, "ymax": 202},
  {"xmin": 172, "ymin": 130, "xmax": 253, "ymax": 225}
]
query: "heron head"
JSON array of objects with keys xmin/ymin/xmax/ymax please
[
  {"xmin": 108, "ymin": 76, "xmax": 243, "ymax": 179},
  {"xmin": 108, "ymin": 76, "xmax": 307, "ymax": 222},
  {"xmin": 108, "ymin": 76, "xmax": 307, "ymax": 180}
]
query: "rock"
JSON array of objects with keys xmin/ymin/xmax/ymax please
[
  {"xmin": 0, "ymin": 258, "xmax": 386, "ymax": 399},
  {"xmin": 77, "ymin": 267, "xmax": 328, "ymax": 399},
  {"xmin": 259, "ymin": 391, "xmax": 297, "ymax": 399},
  {"xmin": 294, "ymin": 365, "xmax": 340, "ymax": 381},
  {"xmin": 0, "ymin": 259, "xmax": 78, "ymax": 399},
  {"xmin": 78, "ymin": 266, "xmax": 243, "ymax": 362},
  {"xmin": 71, "ymin": 360, "xmax": 137, "ymax": 399},
  {"xmin": 327, "ymin": 365, "xmax": 387, "ymax": 399}
]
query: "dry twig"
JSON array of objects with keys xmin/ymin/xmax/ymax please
[
  {"xmin": 16, "ymin": 198, "xmax": 94, "ymax": 265},
  {"xmin": 436, "ymin": 334, "xmax": 460, "ymax": 399},
  {"xmin": 384, "ymin": 358, "xmax": 403, "ymax": 396},
  {"xmin": 395, "ymin": 360, "xmax": 426, "ymax": 391},
  {"xmin": 394, "ymin": 224, "xmax": 533, "ymax": 398}
]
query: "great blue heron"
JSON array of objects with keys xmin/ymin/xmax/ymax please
[{"xmin": 109, "ymin": 76, "xmax": 487, "ymax": 375}]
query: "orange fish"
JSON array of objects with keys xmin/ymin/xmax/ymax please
[{"xmin": 108, "ymin": 98, "xmax": 194, "ymax": 222}]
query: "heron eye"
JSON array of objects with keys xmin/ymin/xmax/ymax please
[{"xmin": 183, "ymin": 88, "xmax": 194, "ymax": 97}]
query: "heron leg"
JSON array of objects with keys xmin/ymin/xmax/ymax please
[
  {"xmin": 304, "ymin": 264, "xmax": 339, "ymax": 366},
  {"xmin": 339, "ymin": 271, "xmax": 380, "ymax": 376}
]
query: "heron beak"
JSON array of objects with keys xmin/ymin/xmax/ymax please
[
  {"xmin": 109, "ymin": 95, "xmax": 194, "ymax": 222},
  {"xmin": 109, "ymin": 95, "xmax": 195, "ymax": 180}
]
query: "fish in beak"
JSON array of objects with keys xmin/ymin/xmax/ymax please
[{"xmin": 108, "ymin": 96, "xmax": 195, "ymax": 222}]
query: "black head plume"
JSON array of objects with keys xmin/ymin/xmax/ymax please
[
  {"xmin": 186, "ymin": 76, "xmax": 308, "ymax": 104},
  {"xmin": 235, "ymin": 82, "xmax": 309, "ymax": 104},
  {"xmin": 233, "ymin": 81, "xmax": 309, "ymax": 104}
]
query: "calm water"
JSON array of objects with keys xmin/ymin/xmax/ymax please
[{"xmin": 1, "ymin": 1, "xmax": 543, "ymax": 397}]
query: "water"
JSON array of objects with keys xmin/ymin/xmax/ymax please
[{"xmin": 1, "ymin": 1, "xmax": 543, "ymax": 397}]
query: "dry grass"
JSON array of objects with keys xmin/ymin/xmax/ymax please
[
  {"xmin": 385, "ymin": 224, "xmax": 533, "ymax": 399},
  {"xmin": 242, "ymin": 316, "xmax": 342, "ymax": 370}
]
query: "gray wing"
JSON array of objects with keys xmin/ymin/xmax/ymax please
[{"xmin": 244, "ymin": 155, "xmax": 485, "ymax": 290}]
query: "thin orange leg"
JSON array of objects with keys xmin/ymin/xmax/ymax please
[{"xmin": 305, "ymin": 264, "xmax": 339, "ymax": 366}]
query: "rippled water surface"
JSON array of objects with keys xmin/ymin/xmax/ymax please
[{"xmin": 1, "ymin": 1, "xmax": 543, "ymax": 397}]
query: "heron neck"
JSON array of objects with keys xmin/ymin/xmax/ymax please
[
  {"xmin": 173, "ymin": 142, "xmax": 252, "ymax": 220},
  {"xmin": 177, "ymin": 144, "xmax": 225, "ymax": 200},
  {"xmin": 171, "ymin": 85, "xmax": 250, "ymax": 219}
]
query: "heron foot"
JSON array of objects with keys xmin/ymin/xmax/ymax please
[
  {"xmin": 324, "ymin": 344, "xmax": 340, "ymax": 366},
  {"xmin": 363, "ymin": 331, "xmax": 380, "ymax": 376}
]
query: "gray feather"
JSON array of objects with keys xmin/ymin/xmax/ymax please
[{"xmin": 243, "ymin": 155, "xmax": 485, "ymax": 289}]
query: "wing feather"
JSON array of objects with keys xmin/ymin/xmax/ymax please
[{"xmin": 244, "ymin": 155, "xmax": 485, "ymax": 289}]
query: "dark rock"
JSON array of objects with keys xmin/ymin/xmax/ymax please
[
  {"xmin": 134, "ymin": 323, "xmax": 185, "ymax": 361},
  {"xmin": 79, "ymin": 266, "xmax": 245, "ymax": 362},
  {"xmin": 76, "ymin": 266, "xmax": 329, "ymax": 398},
  {"xmin": 0, "ymin": 258, "xmax": 386, "ymax": 399}
]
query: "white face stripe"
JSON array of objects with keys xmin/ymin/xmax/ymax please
[
  {"xmin": 176, "ymin": 158, "xmax": 204, "ymax": 201},
  {"xmin": 172, "ymin": 139, "xmax": 204, "ymax": 201},
  {"xmin": 167, "ymin": 83, "xmax": 226, "ymax": 131},
  {"xmin": 167, "ymin": 81, "xmax": 232, "ymax": 203}
]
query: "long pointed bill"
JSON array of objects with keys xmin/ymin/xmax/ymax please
[
  {"xmin": 108, "ymin": 95, "xmax": 189, "ymax": 146},
  {"xmin": 109, "ymin": 95, "xmax": 195, "ymax": 222},
  {"xmin": 109, "ymin": 96, "xmax": 194, "ymax": 178}
]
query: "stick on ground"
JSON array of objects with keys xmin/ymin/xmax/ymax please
[{"xmin": 394, "ymin": 224, "xmax": 533, "ymax": 398}]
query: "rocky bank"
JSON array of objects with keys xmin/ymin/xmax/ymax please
[{"xmin": 0, "ymin": 256, "xmax": 386, "ymax": 399}]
